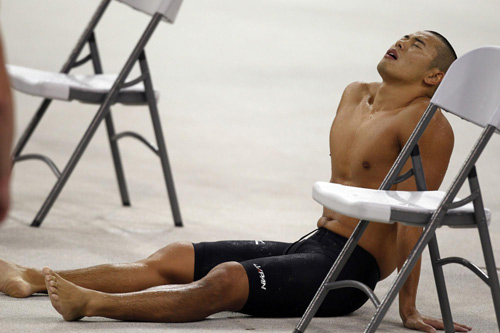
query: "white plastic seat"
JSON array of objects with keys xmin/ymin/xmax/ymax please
[
  {"xmin": 7, "ymin": 64, "xmax": 158, "ymax": 104},
  {"xmin": 313, "ymin": 181, "xmax": 491, "ymax": 227}
]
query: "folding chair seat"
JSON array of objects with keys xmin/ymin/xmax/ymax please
[
  {"xmin": 7, "ymin": 65, "xmax": 159, "ymax": 105},
  {"xmin": 295, "ymin": 46, "xmax": 500, "ymax": 332},
  {"xmin": 9, "ymin": 0, "xmax": 185, "ymax": 227},
  {"xmin": 313, "ymin": 182, "xmax": 492, "ymax": 227}
]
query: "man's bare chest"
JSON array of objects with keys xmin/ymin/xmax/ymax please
[{"xmin": 329, "ymin": 105, "xmax": 401, "ymax": 179}]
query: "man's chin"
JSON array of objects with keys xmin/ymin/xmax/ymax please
[
  {"xmin": 376, "ymin": 61, "xmax": 388, "ymax": 78},
  {"xmin": 376, "ymin": 61, "xmax": 403, "ymax": 82}
]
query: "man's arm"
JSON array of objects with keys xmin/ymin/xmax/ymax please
[
  {"xmin": 0, "ymin": 30, "xmax": 13, "ymax": 224},
  {"xmin": 393, "ymin": 102, "xmax": 471, "ymax": 332}
]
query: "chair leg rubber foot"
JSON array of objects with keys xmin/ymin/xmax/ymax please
[{"xmin": 30, "ymin": 219, "xmax": 42, "ymax": 227}]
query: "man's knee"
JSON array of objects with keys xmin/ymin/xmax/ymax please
[
  {"xmin": 142, "ymin": 241, "xmax": 195, "ymax": 284},
  {"xmin": 201, "ymin": 262, "xmax": 249, "ymax": 313}
]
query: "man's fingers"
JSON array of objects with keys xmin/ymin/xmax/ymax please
[
  {"xmin": 410, "ymin": 320, "xmax": 437, "ymax": 333},
  {"xmin": 423, "ymin": 317, "xmax": 444, "ymax": 330},
  {"xmin": 423, "ymin": 324, "xmax": 437, "ymax": 333},
  {"xmin": 425, "ymin": 319, "xmax": 471, "ymax": 332},
  {"xmin": 454, "ymin": 323, "xmax": 472, "ymax": 332},
  {"xmin": 405, "ymin": 314, "xmax": 471, "ymax": 333},
  {"xmin": 424, "ymin": 317, "xmax": 471, "ymax": 332},
  {"xmin": 456, "ymin": 322, "xmax": 473, "ymax": 330}
]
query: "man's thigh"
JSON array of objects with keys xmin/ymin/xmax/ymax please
[
  {"xmin": 238, "ymin": 251, "xmax": 376, "ymax": 318},
  {"xmin": 193, "ymin": 240, "xmax": 290, "ymax": 281}
]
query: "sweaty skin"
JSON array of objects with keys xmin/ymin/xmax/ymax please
[{"xmin": 318, "ymin": 81, "xmax": 453, "ymax": 279}]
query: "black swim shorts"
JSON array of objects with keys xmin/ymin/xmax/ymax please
[{"xmin": 193, "ymin": 227, "xmax": 380, "ymax": 317}]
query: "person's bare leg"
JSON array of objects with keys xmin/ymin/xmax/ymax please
[
  {"xmin": 43, "ymin": 261, "xmax": 249, "ymax": 322},
  {"xmin": 0, "ymin": 260, "xmax": 35, "ymax": 297},
  {"xmin": 0, "ymin": 242, "xmax": 195, "ymax": 298}
]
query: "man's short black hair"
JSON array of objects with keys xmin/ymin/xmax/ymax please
[{"xmin": 425, "ymin": 30, "xmax": 457, "ymax": 73}]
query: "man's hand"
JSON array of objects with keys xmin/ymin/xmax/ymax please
[{"xmin": 402, "ymin": 309, "xmax": 472, "ymax": 332}]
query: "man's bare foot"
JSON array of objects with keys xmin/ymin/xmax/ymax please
[
  {"xmin": 43, "ymin": 267, "xmax": 94, "ymax": 321},
  {"xmin": 0, "ymin": 259, "xmax": 34, "ymax": 297}
]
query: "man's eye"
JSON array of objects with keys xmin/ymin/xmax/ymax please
[{"xmin": 413, "ymin": 44, "xmax": 422, "ymax": 49}]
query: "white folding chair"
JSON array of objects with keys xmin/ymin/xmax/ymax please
[
  {"xmin": 294, "ymin": 46, "xmax": 500, "ymax": 332},
  {"xmin": 9, "ymin": 0, "xmax": 184, "ymax": 227}
]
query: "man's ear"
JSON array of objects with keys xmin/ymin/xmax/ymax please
[{"xmin": 424, "ymin": 68, "xmax": 444, "ymax": 86}]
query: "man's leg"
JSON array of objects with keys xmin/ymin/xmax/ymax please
[
  {"xmin": 0, "ymin": 242, "xmax": 195, "ymax": 298},
  {"xmin": 43, "ymin": 261, "xmax": 249, "ymax": 322}
]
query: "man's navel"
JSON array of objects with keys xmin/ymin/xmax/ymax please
[{"xmin": 362, "ymin": 161, "xmax": 371, "ymax": 169}]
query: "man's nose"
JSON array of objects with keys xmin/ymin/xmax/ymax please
[{"xmin": 396, "ymin": 40, "xmax": 404, "ymax": 51}]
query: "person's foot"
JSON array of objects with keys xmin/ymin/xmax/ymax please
[
  {"xmin": 43, "ymin": 267, "xmax": 92, "ymax": 321},
  {"xmin": 0, "ymin": 259, "xmax": 33, "ymax": 297}
]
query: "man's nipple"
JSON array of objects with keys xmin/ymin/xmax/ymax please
[{"xmin": 362, "ymin": 161, "xmax": 371, "ymax": 169}]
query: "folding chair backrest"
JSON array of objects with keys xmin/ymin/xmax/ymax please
[
  {"xmin": 116, "ymin": 0, "xmax": 183, "ymax": 23},
  {"xmin": 431, "ymin": 46, "xmax": 500, "ymax": 131}
]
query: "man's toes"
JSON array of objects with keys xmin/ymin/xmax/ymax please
[
  {"xmin": 50, "ymin": 293, "xmax": 59, "ymax": 301},
  {"xmin": 42, "ymin": 267, "xmax": 52, "ymax": 275},
  {"xmin": 45, "ymin": 272, "xmax": 58, "ymax": 283},
  {"xmin": 44, "ymin": 273, "xmax": 56, "ymax": 282}
]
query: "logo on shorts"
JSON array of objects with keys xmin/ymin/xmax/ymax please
[
  {"xmin": 255, "ymin": 240, "xmax": 265, "ymax": 245},
  {"xmin": 253, "ymin": 264, "xmax": 267, "ymax": 290}
]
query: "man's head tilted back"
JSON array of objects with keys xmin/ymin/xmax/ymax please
[{"xmin": 377, "ymin": 31, "xmax": 457, "ymax": 97}]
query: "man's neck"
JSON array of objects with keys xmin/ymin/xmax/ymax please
[{"xmin": 370, "ymin": 81, "xmax": 427, "ymax": 112}]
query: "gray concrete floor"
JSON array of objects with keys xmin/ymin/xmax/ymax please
[{"xmin": 1, "ymin": 0, "xmax": 500, "ymax": 332}]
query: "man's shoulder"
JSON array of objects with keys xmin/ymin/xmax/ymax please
[
  {"xmin": 341, "ymin": 81, "xmax": 379, "ymax": 101},
  {"xmin": 403, "ymin": 97, "xmax": 450, "ymax": 125},
  {"xmin": 401, "ymin": 96, "xmax": 431, "ymax": 118},
  {"xmin": 399, "ymin": 96, "xmax": 454, "ymax": 142},
  {"xmin": 343, "ymin": 81, "xmax": 380, "ymax": 93}
]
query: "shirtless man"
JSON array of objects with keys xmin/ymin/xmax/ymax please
[{"xmin": 0, "ymin": 31, "xmax": 472, "ymax": 332}]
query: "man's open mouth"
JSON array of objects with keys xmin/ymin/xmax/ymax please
[{"xmin": 385, "ymin": 49, "xmax": 398, "ymax": 60}]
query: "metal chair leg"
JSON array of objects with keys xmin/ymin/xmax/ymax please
[
  {"xmin": 152, "ymin": 112, "xmax": 181, "ymax": 227},
  {"xmin": 31, "ymin": 105, "xmax": 112, "ymax": 227},
  {"xmin": 467, "ymin": 170, "xmax": 500, "ymax": 329},
  {"xmin": 139, "ymin": 52, "xmax": 182, "ymax": 227},
  {"xmin": 104, "ymin": 110, "xmax": 130, "ymax": 206},
  {"xmin": 146, "ymin": 97, "xmax": 182, "ymax": 227},
  {"xmin": 12, "ymin": 99, "xmax": 52, "ymax": 160},
  {"xmin": 428, "ymin": 236, "xmax": 455, "ymax": 332},
  {"xmin": 477, "ymin": 218, "xmax": 500, "ymax": 328}
]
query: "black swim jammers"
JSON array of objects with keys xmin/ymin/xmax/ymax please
[{"xmin": 193, "ymin": 228, "xmax": 380, "ymax": 317}]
